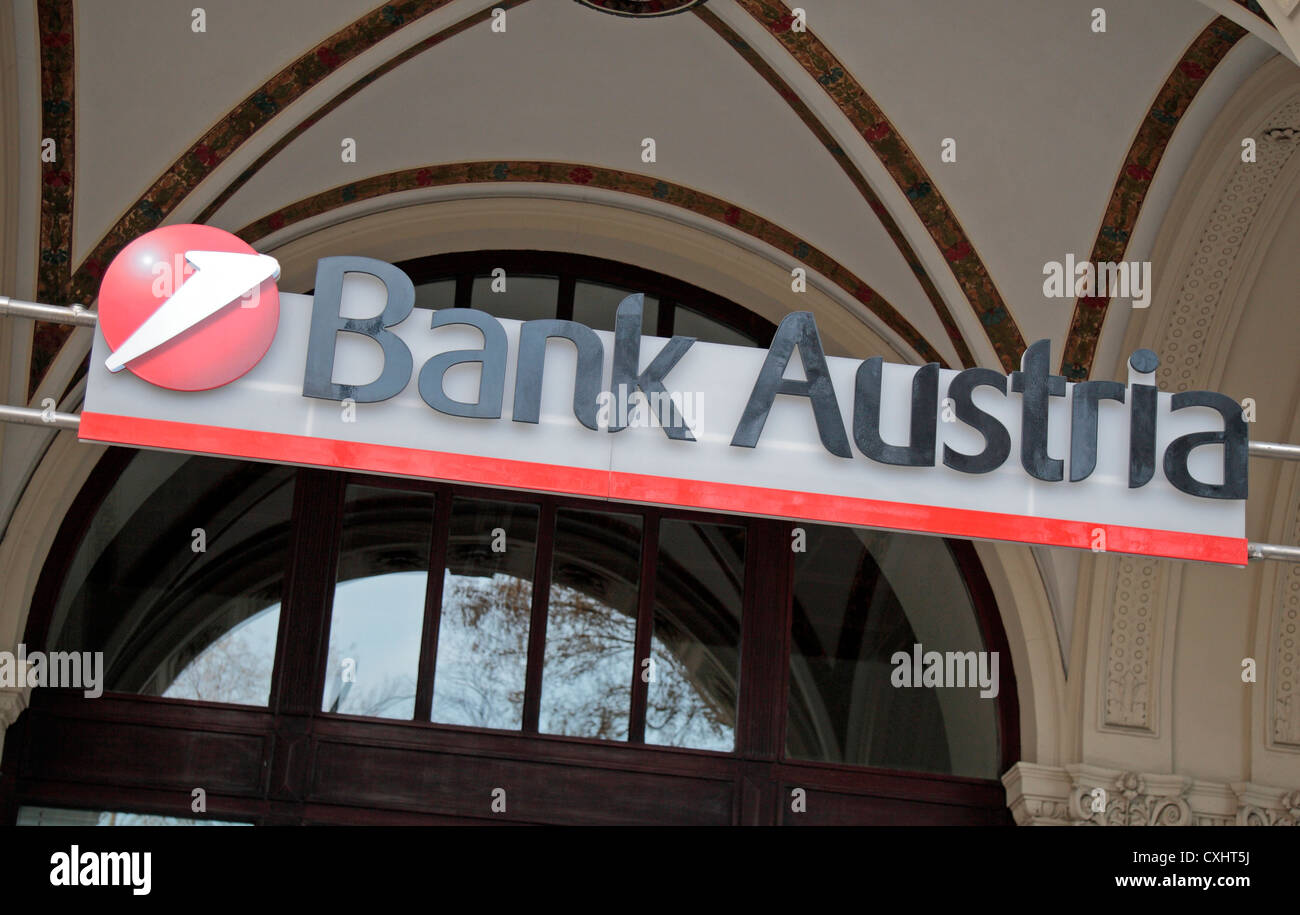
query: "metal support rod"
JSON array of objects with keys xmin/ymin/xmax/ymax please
[
  {"xmin": 0, "ymin": 295, "xmax": 96, "ymax": 326},
  {"xmin": 1248, "ymin": 542, "xmax": 1300, "ymax": 562},
  {"xmin": 1249, "ymin": 440, "xmax": 1300, "ymax": 461},
  {"xmin": 0, "ymin": 404, "xmax": 80, "ymax": 430}
]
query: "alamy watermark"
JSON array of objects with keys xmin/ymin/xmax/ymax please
[
  {"xmin": 890, "ymin": 643, "xmax": 999, "ymax": 698},
  {"xmin": 1043, "ymin": 254, "xmax": 1152, "ymax": 308},
  {"xmin": 50, "ymin": 846, "xmax": 151, "ymax": 895},
  {"xmin": 0, "ymin": 644, "xmax": 103, "ymax": 698},
  {"xmin": 595, "ymin": 383, "xmax": 703, "ymax": 435}
]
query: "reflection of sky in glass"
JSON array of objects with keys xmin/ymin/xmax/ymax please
[
  {"xmin": 432, "ymin": 572, "xmax": 531, "ymax": 730},
  {"xmin": 539, "ymin": 588, "xmax": 635, "ymax": 742},
  {"xmin": 159, "ymin": 542, "xmax": 743, "ymax": 753},
  {"xmin": 645, "ymin": 632, "xmax": 735, "ymax": 752},
  {"xmin": 322, "ymin": 573, "xmax": 425, "ymax": 719},
  {"xmin": 17, "ymin": 806, "xmax": 250, "ymax": 826},
  {"xmin": 162, "ymin": 604, "xmax": 280, "ymax": 706}
]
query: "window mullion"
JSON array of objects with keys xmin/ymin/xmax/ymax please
[
  {"xmin": 269, "ymin": 469, "xmax": 345, "ymax": 717},
  {"xmin": 414, "ymin": 488, "xmax": 452, "ymax": 720},
  {"xmin": 657, "ymin": 298, "xmax": 675, "ymax": 338},
  {"xmin": 557, "ymin": 275, "xmax": 576, "ymax": 321},
  {"xmin": 453, "ymin": 273, "xmax": 472, "ymax": 308},
  {"xmin": 521, "ymin": 501, "xmax": 556, "ymax": 732},
  {"xmin": 627, "ymin": 510, "xmax": 659, "ymax": 743},
  {"xmin": 735, "ymin": 519, "xmax": 791, "ymax": 761}
]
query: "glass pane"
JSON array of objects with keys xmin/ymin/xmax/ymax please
[
  {"xmin": 414, "ymin": 279, "xmax": 455, "ymax": 311},
  {"xmin": 432, "ymin": 498, "xmax": 539, "ymax": 730},
  {"xmin": 164, "ymin": 606, "xmax": 280, "ymax": 705},
  {"xmin": 539, "ymin": 508, "xmax": 642, "ymax": 740},
  {"xmin": 321, "ymin": 485, "xmax": 433, "ymax": 719},
  {"xmin": 671, "ymin": 304, "xmax": 757, "ymax": 347},
  {"xmin": 785, "ymin": 526, "xmax": 999, "ymax": 778},
  {"xmin": 470, "ymin": 274, "xmax": 558, "ymax": 323},
  {"xmin": 646, "ymin": 519, "xmax": 745, "ymax": 751},
  {"xmin": 48, "ymin": 453, "xmax": 294, "ymax": 707},
  {"xmin": 572, "ymin": 281, "xmax": 657, "ymax": 334},
  {"xmin": 17, "ymin": 806, "xmax": 250, "ymax": 826}
]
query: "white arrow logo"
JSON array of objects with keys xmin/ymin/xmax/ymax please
[{"xmin": 105, "ymin": 249, "xmax": 280, "ymax": 373}]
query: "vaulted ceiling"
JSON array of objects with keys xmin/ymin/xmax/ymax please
[{"xmin": 2, "ymin": 0, "xmax": 1293, "ymax": 401}]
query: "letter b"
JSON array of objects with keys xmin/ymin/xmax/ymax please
[{"xmin": 304, "ymin": 256, "xmax": 415, "ymax": 403}]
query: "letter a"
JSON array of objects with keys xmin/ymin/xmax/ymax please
[{"xmin": 730, "ymin": 312, "xmax": 851, "ymax": 457}]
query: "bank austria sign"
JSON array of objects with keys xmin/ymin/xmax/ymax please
[{"xmin": 80, "ymin": 226, "xmax": 1248, "ymax": 565}]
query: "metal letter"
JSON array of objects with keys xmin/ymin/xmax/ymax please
[
  {"xmin": 730, "ymin": 312, "xmax": 851, "ymax": 457},
  {"xmin": 853, "ymin": 357, "xmax": 938, "ymax": 466},
  {"xmin": 303, "ymin": 256, "xmax": 414, "ymax": 403},
  {"xmin": 417, "ymin": 308, "xmax": 507, "ymax": 419},
  {"xmin": 512, "ymin": 319, "xmax": 604, "ymax": 431}
]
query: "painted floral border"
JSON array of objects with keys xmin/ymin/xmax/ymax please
[
  {"xmin": 734, "ymin": 0, "xmax": 1027, "ymax": 372},
  {"xmin": 1231, "ymin": 0, "xmax": 1273, "ymax": 27},
  {"xmin": 32, "ymin": 0, "xmax": 455, "ymax": 397},
  {"xmin": 694, "ymin": 6, "xmax": 973, "ymax": 368},
  {"xmin": 1059, "ymin": 17, "xmax": 1246, "ymax": 381},
  {"xmin": 193, "ymin": 0, "xmax": 527, "ymax": 229},
  {"xmin": 235, "ymin": 160, "xmax": 944, "ymax": 365},
  {"xmin": 32, "ymin": 0, "xmax": 75, "ymax": 398},
  {"xmin": 34, "ymin": 0, "xmax": 1233, "ymax": 394}
]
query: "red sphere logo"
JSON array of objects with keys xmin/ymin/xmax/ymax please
[{"xmin": 97, "ymin": 224, "xmax": 280, "ymax": 391}]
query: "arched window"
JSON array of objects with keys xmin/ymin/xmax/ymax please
[
  {"xmin": 5, "ymin": 256, "xmax": 1016, "ymax": 826},
  {"xmin": 389, "ymin": 250, "xmax": 777, "ymax": 346}
]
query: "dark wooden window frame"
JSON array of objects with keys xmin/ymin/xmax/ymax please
[
  {"xmin": 3, "ymin": 453, "xmax": 1018, "ymax": 826},
  {"xmin": 385, "ymin": 249, "xmax": 779, "ymax": 346}
]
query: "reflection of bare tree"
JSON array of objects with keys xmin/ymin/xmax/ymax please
[
  {"xmin": 541, "ymin": 586, "xmax": 636, "ymax": 740},
  {"xmin": 160, "ymin": 568, "xmax": 736, "ymax": 752},
  {"xmin": 646, "ymin": 637, "xmax": 734, "ymax": 751},
  {"xmin": 431, "ymin": 573, "xmax": 733, "ymax": 749},
  {"xmin": 433, "ymin": 574, "xmax": 531, "ymax": 729},
  {"xmin": 163, "ymin": 617, "xmax": 275, "ymax": 706},
  {"xmin": 322, "ymin": 642, "xmax": 417, "ymax": 720}
]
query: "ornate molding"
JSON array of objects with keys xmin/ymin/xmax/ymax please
[
  {"xmin": 1095, "ymin": 87, "xmax": 1300, "ymax": 749},
  {"xmin": 1148, "ymin": 90, "xmax": 1300, "ymax": 754},
  {"xmin": 1003, "ymin": 762, "xmax": 1300, "ymax": 825},
  {"xmin": 1235, "ymin": 787, "xmax": 1300, "ymax": 825},
  {"xmin": 1067, "ymin": 767, "xmax": 1192, "ymax": 826},
  {"xmin": 1271, "ymin": 488, "xmax": 1300, "ymax": 748},
  {"xmin": 1002, "ymin": 761, "xmax": 1074, "ymax": 825},
  {"xmin": 1102, "ymin": 557, "xmax": 1163, "ymax": 731},
  {"xmin": 1152, "ymin": 94, "xmax": 1300, "ymax": 398}
]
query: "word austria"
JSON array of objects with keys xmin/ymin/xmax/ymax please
[{"xmin": 1043, "ymin": 254, "xmax": 1152, "ymax": 308}]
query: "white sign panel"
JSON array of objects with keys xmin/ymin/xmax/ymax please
[{"xmin": 80, "ymin": 238, "xmax": 1248, "ymax": 566}]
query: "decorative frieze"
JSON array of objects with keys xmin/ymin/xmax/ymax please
[{"xmin": 1003, "ymin": 762, "xmax": 1299, "ymax": 826}]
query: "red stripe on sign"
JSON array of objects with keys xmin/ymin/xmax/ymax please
[
  {"xmin": 79, "ymin": 411, "xmax": 610, "ymax": 499},
  {"xmin": 79, "ymin": 411, "xmax": 1248, "ymax": 565}
]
